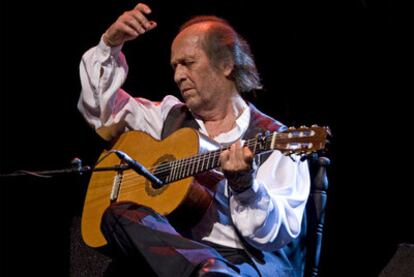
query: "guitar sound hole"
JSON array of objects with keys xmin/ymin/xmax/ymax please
[{"xmin": 145, "ymin": 154, "xmax": 176, "ymax": 196}]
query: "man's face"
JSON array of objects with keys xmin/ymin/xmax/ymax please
[{"xmin": 171, "ymin": 25, "xmax": 229, "ymax": 114}]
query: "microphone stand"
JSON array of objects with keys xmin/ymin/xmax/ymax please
[{"xmin": 0, "ymin": 157, "xmax": 130, "ymax": 178}]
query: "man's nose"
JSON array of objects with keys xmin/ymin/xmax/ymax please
[{"xmin": 174, "ymin": 64, "xmax": 187, "ymax": 84}]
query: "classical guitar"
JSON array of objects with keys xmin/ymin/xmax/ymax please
[{"xmin": 81, "ymin": 126, "xmax": 330, "ymax": 248}]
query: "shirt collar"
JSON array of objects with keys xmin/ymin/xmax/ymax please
[{"xmin": 195, "ymin": 101, "xmax": 250, "ymax": 144}]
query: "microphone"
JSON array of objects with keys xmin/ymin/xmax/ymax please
[{"xmin": 114, "ymin": 150, "xmax": 164, "ymax": 188}]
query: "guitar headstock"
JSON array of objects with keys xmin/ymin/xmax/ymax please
[{"xmin": 271, "ymin": 125, "xmax": 331, "ymax": 156}]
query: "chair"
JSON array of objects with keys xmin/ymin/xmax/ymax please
[{"xmin": 303, "ymin": 155, "xmax": 331, "ymax": 277}]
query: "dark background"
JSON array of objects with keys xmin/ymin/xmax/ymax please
[{"xmin": 2, "ymin": 0, "xmax": 413, "ymax": 276}]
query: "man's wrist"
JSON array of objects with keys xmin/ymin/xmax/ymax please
[
  {"xmin": 103, "ymin": 32, "xmax": 118, "ymax": 47},
  {"xmin": 227, "ymin": 168, "xmax": 256, "ymax": 193}
]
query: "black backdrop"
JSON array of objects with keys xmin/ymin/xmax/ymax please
[{"xmin": 2, "ymin": 0, "xmax": 413, "ymax": 276}]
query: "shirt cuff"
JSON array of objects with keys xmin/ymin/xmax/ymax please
[
  {"xmin": 97, "ymin": 35, "xmax": 123, "ymax": 60},
  {"xmin": 230, "ymin": 179, "xmax": 261, "ymax": 205}
]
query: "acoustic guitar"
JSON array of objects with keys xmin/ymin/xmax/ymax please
[{"xmin": 81, "ymin": 126, "xmax": 330, "ymax": 248}]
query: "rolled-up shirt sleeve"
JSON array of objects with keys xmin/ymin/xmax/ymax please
[
  {"xmin": 229, "ymin": 151, "xmax": 310, "ymax": 251},
  {"xmin": 78, "ymin": 37, "xmax": 180, "ymax": 141}
]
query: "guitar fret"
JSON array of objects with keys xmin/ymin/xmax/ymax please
[
  {"xmin": 204, "ymin": 153, "xmax": 209, "ymax": 170},
  {"xmin": 187, "ymin": 158, "xmax": 193, "ymax": 176},
  {"xmin": 181, "ymin": 158, "xmax": 186, "ymax": 178},
  {"xmin": 181, "ymin": 158, "xmax": 187, "ymax": 179},
  {"xmin": 183, "ymin": 158, "xmax": 189, "ymax": 178},
  {"xmin": 213, "ymin": 152, "xmax": 219, "ymax": 168},
  {"xmin": 204, "ymin": 152, "xmax": 209, "ymax": 170},
  {"xmin": 190, "ymin": 156, "xmax": 196, "ymax": 176},
  {"xmin": 185, "ymin": 158, "xmax": 191, "ymax": 178},
  {"xmin": 201, "ymin": 154, "xmax": 206, "ymax": 172},
  {"xmin": 174, "ymin": 160, "xmax": 179, "ymax": 181},
  {"xmin": 182, "ymin": 159, "xmax": 187, "ymax": 179},
  {"xmin": 214, "ymin": 150, "xmax": 219, "ymax": 167},
  {"xmin": 208, "ymin": 151, "xmax": 214, "ymax": 169},
  {"xmin": 175, "ymin": 159, "xmax": 181, "ymax": 181},
  {"xmin": 177, "ymin": 159, "xmax": 183, "ymax": 180},
  {"xmin": 189, "ymin": 157, "xmax": 194, "ymax": 176},
  {"xmin": 187, "ymin": 157, "xmax": 193, "ymax": 177},
  {"xmin": 195, "ymin": 155, "xmax": 201, "ymax": 174}
]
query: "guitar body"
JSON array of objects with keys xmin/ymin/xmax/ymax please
[{"xmin": 81, "ymin": 128, "xmax": 217, "ymax": 248}]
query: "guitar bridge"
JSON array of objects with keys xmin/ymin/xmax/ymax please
[{"xmin": 110, "ymin": 170, "xmax": 123, "ymax": 202}]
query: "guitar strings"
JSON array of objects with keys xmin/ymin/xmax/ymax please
[
  {"xmin": 115, "ymin": 139, "xmax": 262, "ymax": 193},
  {"xmin": 88, "ymin": 137, "xmax": 269, "ymax": 194},
  {"xmin": 96, "ymin": 136, "xmax": 264, "ymax": 179},
  {"xmin": 97, "ymin": 129, "xmax": 314, "ymax": 184},
  {"xmin": 118, "ymin": 139, "xmax": 260, "ymax": 183},
  {"xmin": 93, "ymin": 130, "xmax": 316, "ymax": 196},
  {"xmin": 123, "ymin": 139, "xmax": 256, "ymax": 177},
  {"xmin": 89, "ymin": 129, "xmax": 322, "ymax": 201}
]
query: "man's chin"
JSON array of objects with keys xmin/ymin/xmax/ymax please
[{"xmin": 184, "ymin": 99, "xmax": 201, "ymax": 112}]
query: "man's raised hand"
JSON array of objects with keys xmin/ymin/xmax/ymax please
[{"xmin": 103, "ymin": 3, "xmax": 157, "ymax": 47}]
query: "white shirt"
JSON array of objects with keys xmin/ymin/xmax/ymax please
[{"xmin": 78, "ymin": 38, "xmax": 310, "ymax": 251}]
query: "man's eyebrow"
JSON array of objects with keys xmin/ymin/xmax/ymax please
[{"xmin": 171, "ymin": 56, "xmax": 196, "ymax": 66}]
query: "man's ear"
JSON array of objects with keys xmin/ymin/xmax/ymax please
[{"xmin": 222, "ymin": 60, "xmax": 234, "ymax": 77}]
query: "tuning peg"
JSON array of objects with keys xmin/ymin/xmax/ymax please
[
  {"xmin": 288, "ymin": 126, "xmax": 296, "ymax": 130},
  {"xmin": 311, "ymin": 124, "xmax": 319, "ymax": 127}
]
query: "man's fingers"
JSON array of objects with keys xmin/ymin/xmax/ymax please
[
  {"xmin": 234, "ymin": 140, "xmax": 242, "ymax": 149},
  {"xmin": 124, "ymin": 17, "xmax": 146, "ymax": 34},
  {"xmin": 134, "ymin": 3, "xmax": 152, "ymax": 14},
  {"xmin": 148, "ymin": 20, "xmax": 157, "ymax": 30},
  {"xmin": 219, "ymin": 149, "xmax": 230, "ymax": 166},
  {"xmin": 130, "ymin": 11, "xmax": 154, "ymax": 31},
  {"xmin": 131, "ymin": 5, "xmax": 157, "ymax": 31},
  {"xmin": 243, "ymin": 147, "xmax": 253, "ymax": 163}
]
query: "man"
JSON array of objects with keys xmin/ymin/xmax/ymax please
[{"xmin": 78, "ymin": 3, "xmax": 310, "ymax": 276}]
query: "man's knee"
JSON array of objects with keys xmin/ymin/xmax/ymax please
[
  {"xmin": 102, "ymin": 201, "xmax": 155, "ymax": 227},
  {"xmin": 101, "ymin": 201, "xmax": 177, "ymax": 240}
]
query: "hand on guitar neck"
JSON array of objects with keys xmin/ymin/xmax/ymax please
[{"xmin": 220, "ymin": 140, "xmax": 257, "ymax": 193}]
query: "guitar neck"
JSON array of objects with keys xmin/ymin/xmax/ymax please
[
  {"xmin": 154, "ymin": 125, "xmax": 329, "ymax": 184},
  {"xmin": 160, "ymin": 136, "xmax": 271, "ymax": 184}
]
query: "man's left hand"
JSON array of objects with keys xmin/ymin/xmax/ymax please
[{"xmin": 220, "ymin": 141, "xmax": 256, "ymax": 193}]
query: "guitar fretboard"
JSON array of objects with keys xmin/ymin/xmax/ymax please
[{"xmin": 153, "ymin": 135, "xmax": 272, "ymax": 184}]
